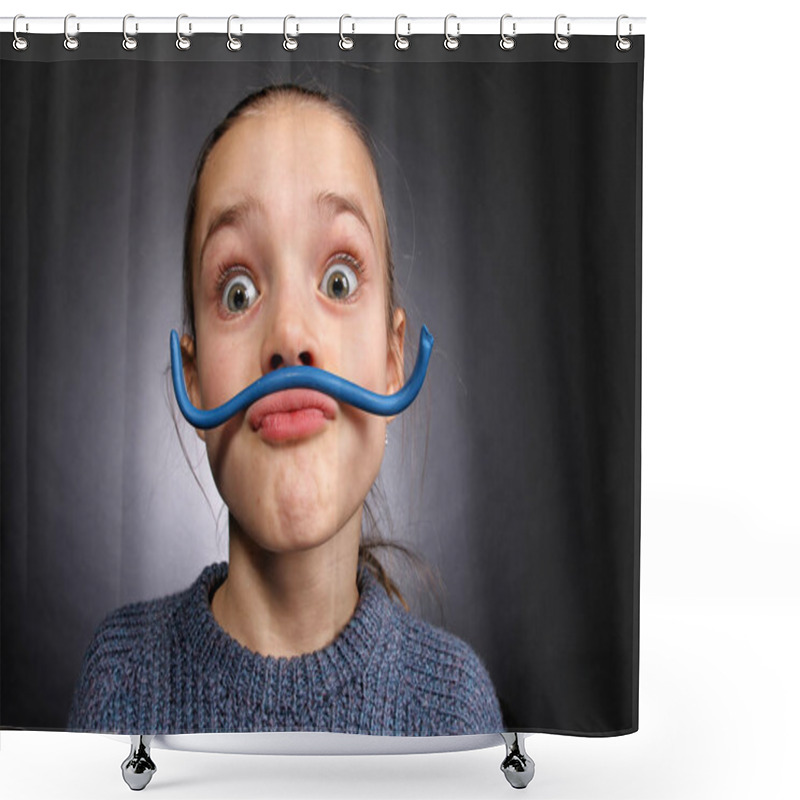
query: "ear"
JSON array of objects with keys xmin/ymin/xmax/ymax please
[
  {"xmin": 180, "ymin": 333, "xmax": 206, "ymax": 442},
  {"xmin": 385, "ymin": 307, "xmax": 406, "ymax": 424}
]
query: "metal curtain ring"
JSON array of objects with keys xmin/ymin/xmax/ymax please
[
  {"xmin": 500, "ymin": 14, "xmax": 516, "ymax": 50},
  {"xmin": 63, "ymin": 13, "xmax": 79, "ymax": 51},
  {"xmin": 394, "ymin": 15, "xmax": 410, "ymax": 50},
  {"xmin": 283, "ymin": 15, "xmax": 299, "ymax": 51},
  {"xmin": 616, "ymin": 15, "xmax": 632, "ymax": 51},
  {"xmin": 227, "ymin": 15, "xmax": 242, "ymax": 51},
  {"xmin": 12, "ymin": 14, "xmax": 29, "ymax": 51},
  {"xmin": 339, "ymin": 14, "xmax": 354, "ymax": 50},
  {"xmin": 444, "ymin": 14, "xmax": 460, "ymax": 50},
  {"xmin": 554, "ymin": 14, "xmax": 570, "ymax": 51},
  {"xmin": 122, "ymin": 14, "xmax": 138, "ymax": 50},
  {"xmin": 176, "ymin": 14, "xmax": 191, "ymax": 50}
]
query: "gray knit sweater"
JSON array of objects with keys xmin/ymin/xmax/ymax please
[{"xmin": 68, "ymin": 563, "xmax": 504, "ymax": 735}]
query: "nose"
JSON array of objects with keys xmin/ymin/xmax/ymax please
[
  {"xmin": 268, "ymin": 348, "xmax": 313, "ymax": 370},
  {"xmin": 261, "ymin": 280, "xmax": 318, "ymax": 372}
]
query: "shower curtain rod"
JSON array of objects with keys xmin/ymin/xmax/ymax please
[{"xmin": 1, "ymin": 15, "xmax": 646, "ymax": 37}]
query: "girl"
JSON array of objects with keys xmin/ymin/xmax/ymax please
[{"xmin": 69, "ymin": 84, "xmax": 503, "ymax": 736}]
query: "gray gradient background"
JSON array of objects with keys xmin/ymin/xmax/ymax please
[{"xmin": 1, "ymin": 34, "xmax": 642, "ymax": 732}]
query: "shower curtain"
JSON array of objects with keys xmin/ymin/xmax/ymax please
[{"xmin": 1, "ymin": 25, "xmax": 643, "ymax": 737}]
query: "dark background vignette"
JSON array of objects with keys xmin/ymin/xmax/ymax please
[{"xmin": 1, "ymin": 34, "xmax": 643, "ymax": 733}]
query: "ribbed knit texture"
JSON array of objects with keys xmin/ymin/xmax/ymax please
[{"xmin": 68, "ymin": 563, "xmax": 504, "ymax": 735}]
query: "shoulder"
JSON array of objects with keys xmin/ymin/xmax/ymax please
[
  {"xmin": 68, "ymin": 595, "xmax": 176, "ymax": 732},
  {"xmin": 68, "ymin": 564, "xmax": 223, "ymax": 732},
  {"xmin": 388, "ymin": 604, "xmax": 505, "ymax": 734}
]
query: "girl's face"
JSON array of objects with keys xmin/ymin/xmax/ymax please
[{"xmin": 183, "ymin": 102, "xmax": 405, "ymax": 553}]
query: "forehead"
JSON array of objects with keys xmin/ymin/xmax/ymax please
[{"xmin": 194, "ymin": 102, "xmax": 383, "ymax": 240}]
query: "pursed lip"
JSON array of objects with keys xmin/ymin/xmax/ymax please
[{"xmin": 246, "ymin": 389, "xmax": 337, "ymax": 432}]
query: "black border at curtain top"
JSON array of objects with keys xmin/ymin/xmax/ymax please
[{"xmin": 1, "ymin": 32, "xmax": 644, "ymax": 65}]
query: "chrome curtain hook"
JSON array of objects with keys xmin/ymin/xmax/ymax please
[
  {"xmin": 176, "ymin": 13, "xmax": 191, "ymax": 50},
  {"xmin": 444, "ymin": 14, "xmax": 460, "ymax": 51},
  {"xmin": 339, "ymin": 14, "xmax": 354, "ymax": 50},
  {"xmin": 227, "ymin": 15, "xmax": 242, "ymax": 51},
  {"xmin": 554, "ymin": 14, "xmax": 570, "ymax": 51},
  {"xmin": 122, "ymin": 14, "xmax": 138, "ymax": 51},
  {"xmin": 283, "ymin": 15, "xmax": 299, "ymax": 51},
  {"xmin": 12, "ymin": 14, "xmax": 29, "ymax": 51},
  {"xmin": 616, "ymin": 14, "xmax": 632, "ymax": 51},
  {"xmin": 394, "ymin": 14, "xmax": 410, "ymax": 50},
  {"xmin": 63, "ymin": 13, "xmax": 79, "ymax": 51},
  {"xmin": 500, "ymin": 14, "xmax": 516, "ymax": 50}
]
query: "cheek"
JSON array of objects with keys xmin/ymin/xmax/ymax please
[
  {"xmin": 196, "ymin": 337, "xmax": 247, "ymax": 407},
  {"xmin": 335, "ymin": 340, "xmax": 391, "ymax": 472},
  {"xmin": 341, "ymin": 318, "xmax": 390, "ymax": 392},
  {"xmin": 201, "ymin": 416, "xmax": 240, "ymax": 488}
]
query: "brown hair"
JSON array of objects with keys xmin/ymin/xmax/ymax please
[{"xmin": 181, "ymin": 83, "xmax": 414, "ymax": 607}]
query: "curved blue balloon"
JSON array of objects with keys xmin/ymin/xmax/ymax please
[{"xmin": 170, "ymin": 326, "xmax": 434, "ymax": 430}]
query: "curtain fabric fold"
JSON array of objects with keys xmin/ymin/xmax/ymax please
[{"xmin": 1, "ymin": 31, "xmax": 643, "ymax": 735}]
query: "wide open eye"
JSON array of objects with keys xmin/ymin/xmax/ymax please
[
  {"xmin": 320, "ymin": 258, "xmax": 360, "ymax": 301},
  {"xmin": 221, "ymin": 272, "xmax": 258, "ymax": 314}
]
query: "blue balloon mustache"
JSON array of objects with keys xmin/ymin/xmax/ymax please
[{"xmin": 170, "ymin": 325, "xmax": 434, "ymax": 430}]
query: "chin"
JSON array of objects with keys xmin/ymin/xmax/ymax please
[
  {"xmin": 273, "ymin": 506, "xmax": 336, "ymax": 551},
  {"xmin": 234, "ymin": 508, "xmax": 346, "ymax": 555}
]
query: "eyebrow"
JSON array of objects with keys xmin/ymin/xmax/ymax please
[
  {"xmin": 198, "ymin": 190, "xmax": 375, "ymax": 267},
  {"xmin": 316, "ymin": 190, "xmax": 375, "ymax": 245},
  {"xmin": 198, "ymin": 194, "xmax": 264, "ymax": 267}
]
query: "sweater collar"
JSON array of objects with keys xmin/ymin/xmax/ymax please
[{"xmin": 184, "ymin": 561, "xmax": 395, "ymax": 698}]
